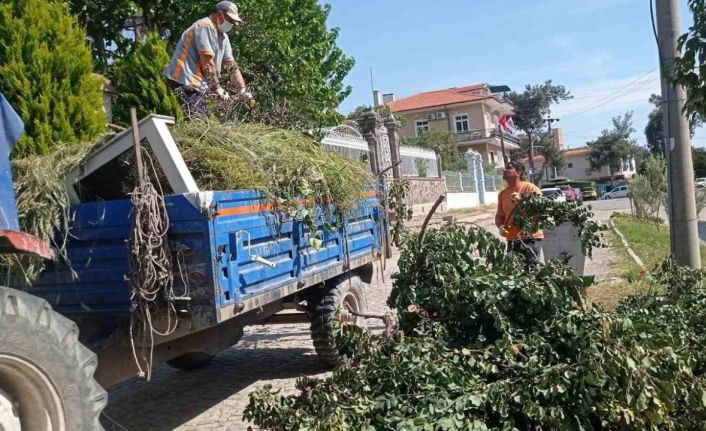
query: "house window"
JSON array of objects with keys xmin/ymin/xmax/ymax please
[
  {"xmin": 454, "ymin": 114, "xmax": 469, "ymax": 133},
  {"xmin": 415, "ymin": 119, "xmax": 429, "ymax": 137},
  {"xmin": 490, "ymin": 151, "xmax": 496, "ymax": 164},
  {"xmin": 568, "ymin": 162, "xmax": 573, "ymax": 168}
]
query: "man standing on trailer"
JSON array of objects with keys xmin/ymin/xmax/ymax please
[{"xmin": 165, "ymin": 1, "xmax": 255, "ymax": 117}]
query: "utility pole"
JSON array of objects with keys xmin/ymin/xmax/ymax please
[
  {"xmin": 544, "ymin": 110, "xmax": 559, "ymax": 132},
  {"xmin": 656, "ymin": 0, "xmax": 700, "ymax": 269}
]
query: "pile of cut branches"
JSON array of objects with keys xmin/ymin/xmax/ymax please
[
  {"xmin": 171, "ymin": 120, "xmax": 371, "ymax": 213},
  {"xmin": 245, "ymin": 200, "xmax": 706, "ymax": 430}
]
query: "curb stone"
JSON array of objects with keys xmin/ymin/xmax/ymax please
[{"xmin": 609, "ymin": 218, "xmax": 645, "ymax": 269}]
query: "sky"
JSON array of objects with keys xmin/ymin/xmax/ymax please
[{"xmin": 324, "ymin": 0, "xmax": 704, "ymax": 149}]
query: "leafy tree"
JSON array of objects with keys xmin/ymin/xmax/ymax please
[
  {"xmin": 693, "ymin": 147, "xmax": 706, "ymax": 178},
  {"xmin": 505, "ymin": 80, "xmax": 571, "ymax": 181},
  {"xmin": 68, "ymin": 0, "xmax": 213, "ymax": 68},
  {"xmin": 234, "ymin": 0, "xmax": 354, "ymax": 127},
  {"xmin": 72, "ymin": 0, "xmax": 354, "ymax": 128},
  {"xmin": 111, "ymin": 33, "xmax": 182, "ymax": 125},
  {"xmin": 538, "ymin": 131, "xmax": 566, "ymax": 182},
  {"xmin": 645, "ymin": 94, "xmax": 702, "ymax": 155},
  {"xmin": 415, "ymin": 130, "xmax": 466, "ymax": 172},
  {"xmin": 586, "ymin": 112, "xmax": 642, "ymax": 182},
  {"xmin": 68, "ymin": 0, "xmax": 134, "ymax": 72},
  {"xmin": 347, "ymin": 105, "xmax": 374, "ymax": 121},
  {"xmin": 0, "ymin": 0, "xmax": 105, "ymax": 157},
  {"xmin": 347, "ymin": 104, "xmax": 406, "ymax": 126},
  {"xmin": 645, "ymin": 94, "xmax": 666, "ymax": 155},
  {"xmin": 673, "ymin": 0, "xmax": 706, "ymax": 120}
]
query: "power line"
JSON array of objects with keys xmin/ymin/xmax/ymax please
[
  {"xmin": 558, "ymin": 70, "xmax": 659, "ymax": 117},
  {"xmin": 558, "ymin": 69, "xmax": 659, "ymax": 119}
]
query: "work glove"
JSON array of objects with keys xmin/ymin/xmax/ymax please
[
  {"xmin": 245, "ymin": 95, "xmax": 256, "ymax": 110},
  {"xmin": 239, "ymin": 88, "xmax": 256, "ymax": 109},
  {"xmin": 216, "ymin": 87, "xmax": 230, "ymax": 101}
]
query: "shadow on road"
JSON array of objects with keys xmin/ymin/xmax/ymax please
[{"xmin": 101, "ymin": 346, "xmax": 327, "ymax": 430}]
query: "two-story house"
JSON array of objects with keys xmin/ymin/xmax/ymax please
[
  {"xmin": 527, "ymin": 146, "xmax": 637, "ymax": 182},
  {"xmin": 384, "ymin": 84, "xmax": 519, "ymax": 168}
]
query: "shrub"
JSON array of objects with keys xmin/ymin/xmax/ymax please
[
  {"xmin": 111, "ymin": 33, "xmax": 182, "ymax": 125},
  {"xmin": 629, "ymin": 155, "xmax": 666, "ymax": 220},
  {"xmin": 0, "ymin": 0, "xmax": 105, "ymax": 157}
]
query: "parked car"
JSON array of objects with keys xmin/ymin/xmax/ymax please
[
  {"xmin": 581, "ymin": 186, "xmax": 598, "ymax": 200},
  {"xmin": 603, "ymin": 185, "xmax": 629, "ymax": 199},
  {"xmin": 557, "ymin": 185, "xmax": 582, "ymax": 204},
  {"xmin": 541, "ymin": 188, "xmax": 567, "ymax": 202},
  {"xmin": 696, "ymin": 177, "xmax": 706, "ymax": 188}
]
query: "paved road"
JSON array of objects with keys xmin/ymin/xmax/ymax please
[
  {"xmin": 585, "ymin": 197, "xmax": 631, "ymax": 222},
  {"xmin": 101, "ymin": 201, "xmax": 630, "ymax": 431},
  {"xmin": 102, "ymin": 259, "xmax": 398, "ymax": 431}
]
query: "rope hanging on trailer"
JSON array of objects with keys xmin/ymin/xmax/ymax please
[{"xmin": 127, "ymin": 147, "xmax": 179, "ymax": 380}]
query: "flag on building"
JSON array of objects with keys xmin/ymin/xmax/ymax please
[{"xmin": 498, "ymin": 114, "xmax": 515, "ymax": 133}]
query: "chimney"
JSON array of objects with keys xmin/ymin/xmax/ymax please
[
  {"xmin": 383, "ymin": 93, "xmax": 395, "ymax": 104},
  {"xmin": 552, "ymin": 128, "xmax": 564, "ymax": 150},
  {"xmin": 373, "ymin": 90, "xmax": 383, "ymax": 107}
]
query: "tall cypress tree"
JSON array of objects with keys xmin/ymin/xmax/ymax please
[
  {"xmin": 111, "ymin": 32, "xmax": 182, "ymax": 125},
  {"xmin": 0, "ymin": 0, "xmax": 105, "ymax": 157}
]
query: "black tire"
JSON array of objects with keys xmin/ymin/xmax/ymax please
[
  {"xmin": 309, "ymin": 276, "xmax": 368, "ymax": 367},
  {"xmin": 166, "ymin": 352, "xmax": 215, "ymax": 371},
  {"xmin": 0, "ymin": 286, "xmax": 107, "ymax": 431},
  {"xmin": 604, "ymin": 195, "xmax": 611, "ymax": 200}
]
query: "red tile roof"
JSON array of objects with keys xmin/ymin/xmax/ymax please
[
  {"xmin": 387, "ymin": 84, "xmax": 492, "ymax": 112},
  {"xmin": 565, "ymin": 147, "xmax": 591, "ymax": 157}
]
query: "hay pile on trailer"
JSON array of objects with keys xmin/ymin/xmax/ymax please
[
  {"xmin": 171, "ymin": 120, "xmax": 372, "ymax": 212},
  {"xmin": 2, "ymin": 120, "xmax": 373, "ymax": 286}
]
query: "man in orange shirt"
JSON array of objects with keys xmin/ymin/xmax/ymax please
[{"xmin": 495, "ymin": 161, "xmax": 543, "ymax": 266}]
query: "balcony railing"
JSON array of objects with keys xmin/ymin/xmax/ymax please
[
  {"xmin": 403, "ymin": 128, "xmax": 521, "ymax": 147},
  {"xmin": 453, "ymin": 128, "xmax": 521, "ymax": 145}
]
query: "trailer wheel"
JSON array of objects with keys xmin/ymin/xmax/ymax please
[
  {"xmin": 166, "ymin": 352, "xmax": 215, "ymax": 371},
  {"xmin": 310, "ymin": 276, "xmax": 368, "ymax": 367},
  {"xmin": 0, "ymin": 286, "xmax": 107, "ymax": 431}
]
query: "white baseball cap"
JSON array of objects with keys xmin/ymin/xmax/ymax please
[{"xmin": 215, "ymin": 1, "xmax": 243, "ymax": 23}]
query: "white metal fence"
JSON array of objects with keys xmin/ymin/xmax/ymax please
[
  {"xmin": 443, "ymin": 172, "xmax": 504, "ymax": 192},
  {"xmin": 320, "ymin": 127, "xmax": 370, "ymax": 163},
  {"xmin": 443, "ymin": 171, "xmax": 477, "ymax": 192},
  {"xmin": 485, "ymin": 175, "xmax": 502, "ymax": 191},
  {"xmin": 321, "ymin": 126, "xmax": 440, "ymax": 178},
  {"xmin": 399, "ymin": 146, "xmax": 439, "ymax": 177}
]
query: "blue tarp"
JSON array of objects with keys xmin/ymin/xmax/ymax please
[{"xmin": 0, "ymin": 93, "xmax": 24, "ymax": 231}]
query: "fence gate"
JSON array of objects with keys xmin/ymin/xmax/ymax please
[{"xmin": 464, "ymin": 151, "xmax": 486, "ymax": 204}]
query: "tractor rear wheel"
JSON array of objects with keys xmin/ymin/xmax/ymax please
[{"xmin": 0, "ymin": 286, "xmax": 107, "ymax": 431}]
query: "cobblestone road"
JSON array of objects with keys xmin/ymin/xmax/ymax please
[{"xmin": 102, "ymin": 257, "xmax": 399, "ymax": 431}]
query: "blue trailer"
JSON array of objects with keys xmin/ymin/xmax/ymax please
[{"xmin": 0, "ymin": 112, "xmax": 387, "ymax": 430}]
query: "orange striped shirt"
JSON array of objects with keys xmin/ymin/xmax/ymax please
[{"xmin": 164, "ymin": 18, "xmax": 234, "ymax": 88}]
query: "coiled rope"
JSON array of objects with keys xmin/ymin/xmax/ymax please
[{"xmin": 127, "ymin": 148, "xmax": 179, "ymax": 380}]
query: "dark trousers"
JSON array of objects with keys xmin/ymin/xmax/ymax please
[
  {"xmin": 508, "ymin": 239, "xmax": 542, "ymax": 267},
  {"xmin": 166, "ymin": 79, "xmax": 208, "ymax": 118}
]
